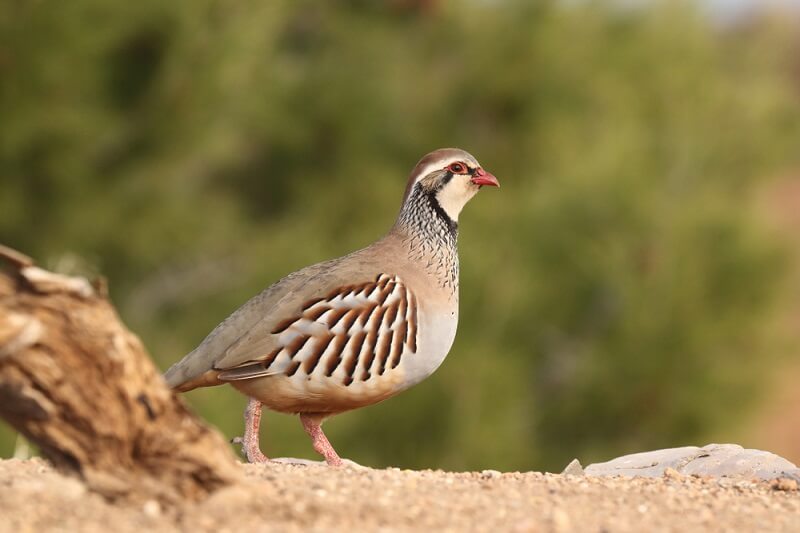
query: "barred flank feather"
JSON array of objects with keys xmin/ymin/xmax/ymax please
[{"xmin": 218, "ymin": 274, "xmax": 419, "ymax": 386}]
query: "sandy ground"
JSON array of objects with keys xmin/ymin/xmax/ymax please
[{"xmin": 0, "ymin": 458, "xmax": 798, "ymax": 532}]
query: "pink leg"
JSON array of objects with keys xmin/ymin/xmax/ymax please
[
  {"xmin": 300, "ymin": 414, "xmax": 343, "ymax": 466},
  {"xmin": 232, "ymin": 398, "xmax": 269, "ymax": 463}
]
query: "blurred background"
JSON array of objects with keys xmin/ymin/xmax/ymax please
[{"xmin": 2, "ymin": 0, "xmax": 800, "ymax": 472}]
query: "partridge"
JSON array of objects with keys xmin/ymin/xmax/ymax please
[{"xmin": 164, "ymin": 148, "xmax": 499, "ymax": 466}]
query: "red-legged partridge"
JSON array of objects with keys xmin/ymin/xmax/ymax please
[{"xmin": 164, "ymin": 148, "xmax": 499, "ymax": 466}]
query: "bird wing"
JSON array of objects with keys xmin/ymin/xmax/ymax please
[
  {"xmin": 164, "ymin": 240, "xmax": 419, "ymax": 390},
  {"xmin": 215, "ymin": 272, "xmax": 419, "ymax": 385},
  {"xmin": 163, "ymin": 261, "xmax": 322, "ymax": 389}
]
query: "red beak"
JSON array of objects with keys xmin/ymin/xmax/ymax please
[{"xmin": 471, "ymin": 168, "xmax": 500, "ymax": 188}]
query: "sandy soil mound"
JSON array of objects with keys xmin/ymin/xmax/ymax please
[{"xmin": 1, "ymin": 458, "xmax": 798, "ymax": 532}]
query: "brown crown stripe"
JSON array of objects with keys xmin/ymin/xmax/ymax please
[
  {"xmin": 325, "ymin": 307, "xmax": 350, "ymax": 329},
  {"xmin": 408, "ymin": 291, "xmax": 418, "ymax": 352},
  {"xmin": 262, "ymin": 347, "xmax": 283, "ymax": 371},
  {"xmin": 302, "ymin": 297, "xmax": 325, "ymax": 311},
  {"xmin": 305, "ymin": 305, "xmax": 330, "ymax": 322},
  {"xmin": 325, "ymin": 334, "xmax": 349, "ymax": 377},
  {"xmin": 376, "ymin": 329, "xmax": 393, "ymax": 376},
  {"xmin": 383, "ymin": 299, "xmax": 400, "ymax": 329},
  {"xmin": 271, "ymin": 316, "xmax": 297, "ymax": 335},
  {"xmin": 285, "ymin": 334, "xmax": 312, "ymax": 359},
  {"xmin": 285, "ymin": 359, "xmax": 302, "ymax": 377},
  {"xmin": 389, "ymin": 322, "xmax": 405, "ymax": 368},
  {"xmin": 360, "ymin": 328, "xmax": 378, "ymax": 381},
  {"xmin": 343, "ymin": 330, "xmax": 365, "ymax": 385},
  {"xmin": 303, "ymin": 333, "xmax": 335, "ymax": 375},
  {"xmin": 340, "ymin": 308, "xmax": 361, "ymax": 334}
]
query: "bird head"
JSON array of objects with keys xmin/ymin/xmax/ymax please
[{"xmin": 402, "ymin": 148, "xmax": 499, "ymax": 223}]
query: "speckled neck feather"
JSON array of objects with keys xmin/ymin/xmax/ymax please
[{"xmin": 394, "ymin": 184, "xmax": 459, "ymax": 295}]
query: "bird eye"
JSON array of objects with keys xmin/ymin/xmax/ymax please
[{"xmin": 448, "ymin": 162, "xmax": 466, "ymax": 174}]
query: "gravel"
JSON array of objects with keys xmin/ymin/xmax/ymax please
[{"xmin": 1, "ymin": 458, "xmax": 798, "ymax": 532}]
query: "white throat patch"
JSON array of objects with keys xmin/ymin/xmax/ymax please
[{"xmin": 435, "ymin": 179, "xmax": 478, "ymax": 222}]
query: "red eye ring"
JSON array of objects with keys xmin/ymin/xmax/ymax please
[{"xmin": 448, "ymin": 162, "xmax": 466, "ymax": 174}]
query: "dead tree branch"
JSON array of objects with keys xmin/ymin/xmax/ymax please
[{"xmin": 0, "ymin": 244, "xmax": 241, "ymax": 504}]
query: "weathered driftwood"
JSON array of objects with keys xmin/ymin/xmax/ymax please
[{"xmin": 0, "ymin": 244, "xmax": 240, "ymax": 504}]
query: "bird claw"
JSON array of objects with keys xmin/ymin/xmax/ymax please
[{"xmin": 230, "ymin": 435, "xmax": 269, "ymax": 463}]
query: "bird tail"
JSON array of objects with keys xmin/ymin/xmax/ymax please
[{"xmin": 163, "ymin": 350, "xmax": 223, "ymax": 392}]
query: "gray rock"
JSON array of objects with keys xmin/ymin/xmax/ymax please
[
  {"xmin": 584, "ymin": 443, "xmax": 800, "ymax": 480},
  {"xmin": 777, "ymin": 469, "xmax": 800, "ymax": 484},
  {"xmin": 561, "ymin": 458, "xmax": 585, "ymax": 476}
]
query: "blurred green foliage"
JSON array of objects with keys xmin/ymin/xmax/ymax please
[{"xmin": 1, "ymin": 0, "xmax": 799, "ymax": 471}]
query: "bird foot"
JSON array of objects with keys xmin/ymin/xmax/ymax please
[
  {"xmin": 231, "ymin": 435, "xmax": 269, "ymax": 464},
  {"xmin": 232, "ymin": 436, "xmax": 362, "ymax": 468},
  {"xmin": 300, "ymin": 414, "xmax": 347, "ymax": 467},
  {"xmin": 232, "ymin": 398, "xmax": 272, "ymax": 464}
]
